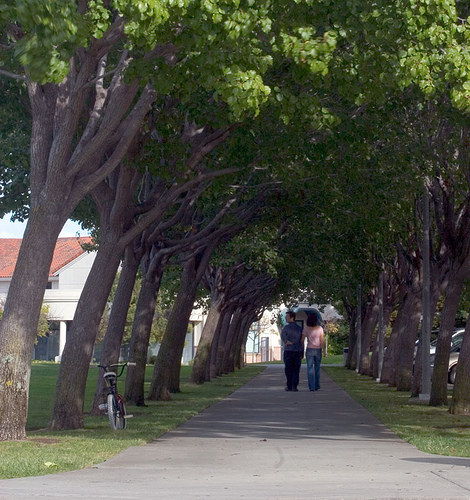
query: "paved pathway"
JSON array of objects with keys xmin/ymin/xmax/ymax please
[{"xmin": 1, "ymin": 365, "xmax": 470, "ymax": 499}]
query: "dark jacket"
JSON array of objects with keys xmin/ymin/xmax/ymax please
[{"xmin": 281, "ymin": 322, "xmax": 303, "ymax": 352}]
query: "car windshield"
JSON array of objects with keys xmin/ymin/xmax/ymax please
[
  {"xmin": 430, "ymin": 329, "xmax": 464, "ymax": 347},
  {"xmin": 453, "ymin": 332, "xmax": 464, "ymax": 344},
  {"xmin": 451, "ymin": 344, "xmax": 461, "ymax": 353}
]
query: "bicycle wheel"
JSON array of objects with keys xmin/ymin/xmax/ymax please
[
  {"xmin": 107, "ymin": 393, "xmax": 120, "ymax": 430},
  {"xmin": 116, "ymin": 394, "xmax": 127, "ymax": 429}
]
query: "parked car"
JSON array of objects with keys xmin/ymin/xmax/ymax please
[
  {"xmin": 430, "ymin": 337, "xmax": 463, "ymax": 384},
  {"xmin": 448, "ymin": 344, "xmax": 461, "ymax": 384},
  {"xmin": 429, "ymin": 328, "xmax": 464, "ymax": 355},
  {"xmin": 415, "ymin": 328, "xmax": 464, "ymax": 357}
]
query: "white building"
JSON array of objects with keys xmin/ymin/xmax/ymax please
[{"xmin": 0, "ymin": 237, "xmax": 97, "ymax": 360}]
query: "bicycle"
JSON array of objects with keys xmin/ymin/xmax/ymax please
[{"xmin": 98, "ymin": 362, "xmax": 135, "ymax": 430}]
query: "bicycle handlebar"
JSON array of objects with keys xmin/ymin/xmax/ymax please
[
  {"xmin": 98, "ymin": 362, "xmax": 136, "ymax": 377},
  {"xmin": 98, "ymin": 362, "xmax": 136, "ymax": 369}
]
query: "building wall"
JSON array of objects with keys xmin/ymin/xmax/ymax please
[
  {"xmin": 43, "ymin": 252, "xmax": 96, "ymax": 321},
  {"xmin": 45, "ymin": 290, "xmax": 83, "ymax": 322},
  {"xmin": 0, "ymin": 280, "xmax": 9, "ymax": 295},
  {"xmin": 0, "ymin": 252, "xmax": 96, "ymax": 305},
  {"xmin": 56, "ymin": 252, "xmax": 96, "ymax": 290}
]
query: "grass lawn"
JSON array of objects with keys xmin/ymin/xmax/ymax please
[
  {"xmin": 320, "ymin": 354, "xmax": 343, "ymax": 365},
  {"xmin": 0, "ymin": 362, "xmax": 265, "ymax": 480},
  {"xmin": 324, "ymin": 365, "xmax": 470, "ymax": 458}
]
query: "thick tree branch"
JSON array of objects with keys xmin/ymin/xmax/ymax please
[
  {"xmin": 73, "ymin": 55, "xmax": 109, "ymax": 157},
  {"xmin": 28, "ymin": 82, "xmax": 58, "ymax": 202},
  {"xmin": 88, "ymin": 17, "xmax": 126, "ymax": 62},
  {"xmin": 187, "ymin": 125, "xmax": 238, "ymax": 170},
  {"xmin": 110, "ymin": 165, "xmax": 142, "ymax": 228},
  {"xmin": 0, "ymin": 68, "xmax": 26, "ymax": 80},
  {"xmin": 67, "ymin": 84, "xmax": 156, "ymax": 206},
  {"xmin": 119, "ymin": 166, "xmax": 239, "ymax": 247}
]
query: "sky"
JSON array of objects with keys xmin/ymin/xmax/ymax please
[{"xmin": 0, "ymin": 213, "xmax": 91, "ymax": 238}]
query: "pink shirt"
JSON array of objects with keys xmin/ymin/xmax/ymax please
[{"xmin": 303, "ymin": 326, "xmax": 324, "ymax": 349}]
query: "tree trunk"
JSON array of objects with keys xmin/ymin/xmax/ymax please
[
  {"xmin": 380, "ymin": 293, "xmax": 408, "ymax": 386},
  {"xmin": 429, "ymin": 171, "xmax": 470, "ymax": 406},
  {"xmin": 91, "ymin": 244, "xmax": 139, "ymax": 414},
  {"xmin": 412, "ymin": 262, "xmax": 448, "ymax": 396},
  {"xmin": 230, "ymin": 312, "xmax": 248, "ymax": 372},
  {"xmin": 233, "ymin": 309, "xmax": 258, "ymax": 370},
  {"xmin": 222, "ymin": 307, "xmax": 243, "ymax": 374},
  {"xmin": 191, "ymin": 264, "xmax": 263, "ymax": 383},
  {"xmin": 358, "ymin": 291, "xmax": 379, "ymax": 376},
  {"xmin": 233, "ymin": 321, "xmax": 246, "ymax": 370},
  {"xmin": 350, "ymin": 308, "xmax": 361, "ymax": 371},
  {"xmin": 206, "ymin": 330, "xmax": 218, "ymax": 381},
  {"xmin": 147, "ymin": 256, "xmax": 200, "ymax": 400},
  {"xmin": 208, "ymin": 310, "xmax": 229, "ymax": 380},
  {"xmin": 395, "ymin": 288, "xmax": 422, "ymax": 391},
  {"xmin": 235, "ymin": 314, "xmax": 254, "ymax": 369},
  {"xmin": 49, "ymin": 236, "xmax": 123, "ymax": 430},
  {"xmin": 450, "ymin": 317, "xmax": 470, "ymax": 414},
  {"xmin": 430, "ymin": 273, "xmax": 465, "ymax": 406},
  {"xmin": 212, "ymin": 307, "xmax": 235, "ymax": 378},
  {"xmin": 124, "ymin": 261, "xmax": 165, "ymax": 406},
  {"xmin": 49, "ymin": 163, "xmax": 154, "ymax": 429},
  {"xmin": 190, "ymin": 300, "xmax": 223, "ymax": 384},
  {"xmin": 0, "ymin": 209, "xmax": 67, "ymax": 440},
  {"xmin": 345, "ymin": 311, "xmax": 357, "ymax": 369},
  {"xmin": 371, "ymin": 297, "xmax": 394, "ymax": 379}
]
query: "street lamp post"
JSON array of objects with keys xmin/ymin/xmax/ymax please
[{"xmin": 420, "ymin": 185, "xmax": 431, "ymax": 400}]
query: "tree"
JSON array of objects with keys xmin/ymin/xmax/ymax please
[
  {"xmin": 0, "ymin": 2, "xmax": 156, "ymax": 440},
  {"xmin": 0, "ymin": 0, "xmax": 288, "ymax": 440},
  {"xmin": 125, "ymin": 199, "xmax": 229, "ymax": 404},
  {"xmin": 92, "ymin": 110, "xmax": 241, "ymax": 411},
  {"xmin": 147, "ymin": 247, "xmax": 215, "ymax": 400}
]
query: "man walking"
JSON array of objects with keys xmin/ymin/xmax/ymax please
[{"xmin": 281, "ymin": 310, "xmax": 304, "ymax": 391}]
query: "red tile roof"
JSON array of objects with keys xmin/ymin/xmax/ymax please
[{"xmin": 0, "ymin": 237, "xmax": 94, "ymax": 278}]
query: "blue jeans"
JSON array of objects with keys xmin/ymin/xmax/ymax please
[{"xmin": 306, "ymin": 348, "xmax": 322, "ymax": 391}]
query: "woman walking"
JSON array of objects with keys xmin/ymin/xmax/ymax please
[{"xmin": 302, "ymin": 314, "xmax": 325, "ymax": 391}]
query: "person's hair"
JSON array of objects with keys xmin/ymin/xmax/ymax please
[
  {"xmin": 286, "ymin": 310, "xmax": 296, "ymax": 320},
  {"xmin": 307, "ymin": 313, "xmax": 321, "ymax": 327}
]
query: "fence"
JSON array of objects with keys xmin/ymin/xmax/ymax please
[{"xmin": 245, "ymin": 346, "xmax": 282, "ymax": 363}]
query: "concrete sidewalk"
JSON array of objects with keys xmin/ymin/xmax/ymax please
[{"xmin": 1, "ymin": 364, "xmax": 470, "ymax": 500}]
